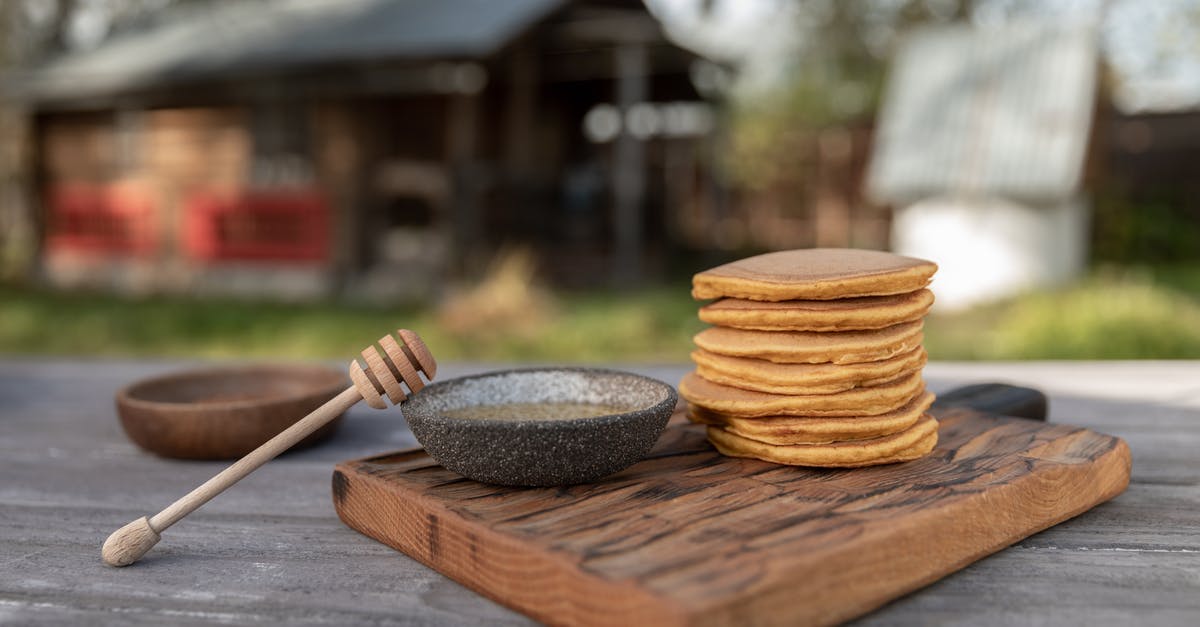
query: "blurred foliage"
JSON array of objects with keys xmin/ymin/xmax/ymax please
[
  {"xmin": 1092, "ymin": 191, "xmax": 1200, "ymax": 263},
  {"xmin": 0, "ymin": 283, "xmax": 703, "ymax": 363},
  {"xmin": 437, "ymin": 247, "xmax": 559, "ymax": 339},
  {"xmin": 1, "ymin": 0, "xmax": 192, "ymax": 67},
  {"xmin": 925, "ymin": 265, "xmax": 1200, "ymax": 359},
  {"xmin": 4, "ymin": 265, "xmax": 1200, "ymax": 362},
  {"xmin": 727, "ymin": 0, "xmax": 964, "ymax": 190}
]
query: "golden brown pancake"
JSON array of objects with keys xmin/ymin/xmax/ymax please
[
  {"xmin": 692, "ymin": 248, "xmax": 937, "ymax": 301},
  {"xmin": 692, "ymin": 346, "xmax": 927, "ymax": 395},
  {"xmin": 707, "ymin": 413, "xmax": 939, "ymax": 467},
  {"xmin": 693, "ymin": 321, "xmax": 923, "ymax": 365},
  {"xmin": 698, "ymin": 289, "xmax": 934, "ymax": 332},
  {"xmin": 679, "ymin": 370, "xmax": 925, "ymax": 417},
  {"xmin": 688, "ymin": 390, "xmax": 935, "ymax": 445}
]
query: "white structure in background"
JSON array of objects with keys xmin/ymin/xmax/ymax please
[{"xmin": 867, "ymin": 23, "xmax": 1098, "ymax": 311}]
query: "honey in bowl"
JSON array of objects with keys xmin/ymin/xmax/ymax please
[{"xmin": 442, "ymin": 402, "xmax": 630, "ymax": 421}]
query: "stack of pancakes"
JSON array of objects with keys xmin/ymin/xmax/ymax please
[{"xmin": 680, "ymin": 248, "xmax": 939, "ymax": 467}]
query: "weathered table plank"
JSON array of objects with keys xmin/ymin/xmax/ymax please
[{"xmin": 1, "ymin": 359, "xmax": 1198, "ymax": 625}]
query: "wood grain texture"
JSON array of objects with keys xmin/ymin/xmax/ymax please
[
  {"xmin": 4, "ymin": 359, "xmax": 1196, "ymax": 626},
  {"xmin": 333, "ymin": 408, "xmax": 1131, "ymax": 627}
]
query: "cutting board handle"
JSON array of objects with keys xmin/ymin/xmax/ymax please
[{"xmin": 933, "ymin": 383, "xmax": 1048, "ymax": 421}]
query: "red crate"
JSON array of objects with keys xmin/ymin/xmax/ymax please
[
  {"xmin": 184, "ymin": 189, "xmax": 330, "ymax": 262},
  {"xmin": 45, "ymin": 183, "xmax": 158, "ymax": 256}
]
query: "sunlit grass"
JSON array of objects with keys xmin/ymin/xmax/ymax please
[
  {"xmin": 3, "ymin": 265, "xmax": 1199, "ymax": 362},
  {"xmin": 925, "ymin": 266, "xmax": 1200, "ymax": 360},
  {"xmin": 0, "ymin": 283, "xmax": 704, "ymax": 363}
]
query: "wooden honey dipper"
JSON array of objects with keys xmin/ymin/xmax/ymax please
[{"xmin": 102, "ymin": 329, "xmax": 437, "ymax": 567}]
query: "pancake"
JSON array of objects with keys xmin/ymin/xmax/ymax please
[
  {"xmin": 692, "ymin": 248, "xmax": 937, "ymax": 301},
  {"xmin": 679, "ymin": 370, "xmax": 925, "ymax": 418},
  {"xmin": 692, "ymin": 346, "xmax": 927, "ymax": 396},
  {"xmin": 707, "ymin": 414, "xmax": 939, "ymax": 467},
  {"xmin": 698, "ymin": 289, "xmax": 934, "ymax": 332},
  {"xmin": 688, "ymin": 391, "xmax": 935, "ymax": 445},
  {"xmin": 693, "ymin": 321, "xmax": 923, "ymax": 365}
]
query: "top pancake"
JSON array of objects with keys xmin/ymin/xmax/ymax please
[
  {"xmin": 699, "ymin": 289, "xmax": 934, "ymax": 332},
  {"xmin": 692, "ymin": 248, "xmax": 937, "ymax": 301}
]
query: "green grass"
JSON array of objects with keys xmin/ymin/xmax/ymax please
[
  {"xmin": 0, "ymin": 283, "xmax": 704, "ymax": 363},
  {"xmin": 3, "ymin": 266, "xmax": 1200, "ymax": 362},
  {"xmin": 924, "ymin": 266, "xmax": 1200, "ymax": 360}
]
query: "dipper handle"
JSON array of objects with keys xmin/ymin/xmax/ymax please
[{"xmin": 102, "ymin": 329, "xmax": 436, "ymax": 567}]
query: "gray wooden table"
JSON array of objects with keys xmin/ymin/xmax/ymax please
[{"xmin": 1, "ymin": 359, "xmax": 1197, "ymax": 626}]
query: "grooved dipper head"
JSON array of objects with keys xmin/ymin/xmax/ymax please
[{"xmin": 350, "ymin": 329, "xmax": 438, "ymax": 409}]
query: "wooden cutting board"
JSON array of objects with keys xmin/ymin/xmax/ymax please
[{"xmin": 332, "ymin": 407, "xmax": 1130, "ymax": 626}]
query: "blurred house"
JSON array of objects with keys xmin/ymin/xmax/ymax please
[
  {"xmin": 7, "ymin": 0, "xmax": 717, "ymax": 299},
  {"xmin": 867, "ymin": 23, "xmax": 1098, "ymax": 311}
]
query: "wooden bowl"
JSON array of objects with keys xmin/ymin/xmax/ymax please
[{"xmin": 115, "ymin": 365, "xmax": 349, "ymax": 460}]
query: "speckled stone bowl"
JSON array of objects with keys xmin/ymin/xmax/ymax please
[{"xmin": 402, "ymin": 368, "xmax": 677, "ymax": 486}]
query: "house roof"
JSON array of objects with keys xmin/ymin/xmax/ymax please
[
  {"xmin": 866, "ymin": 23, "xmax": 1098, "ymax": 204},
  {"xmin": 10, "ymin": 0, "xmax": 566, "ymax": 104}
]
